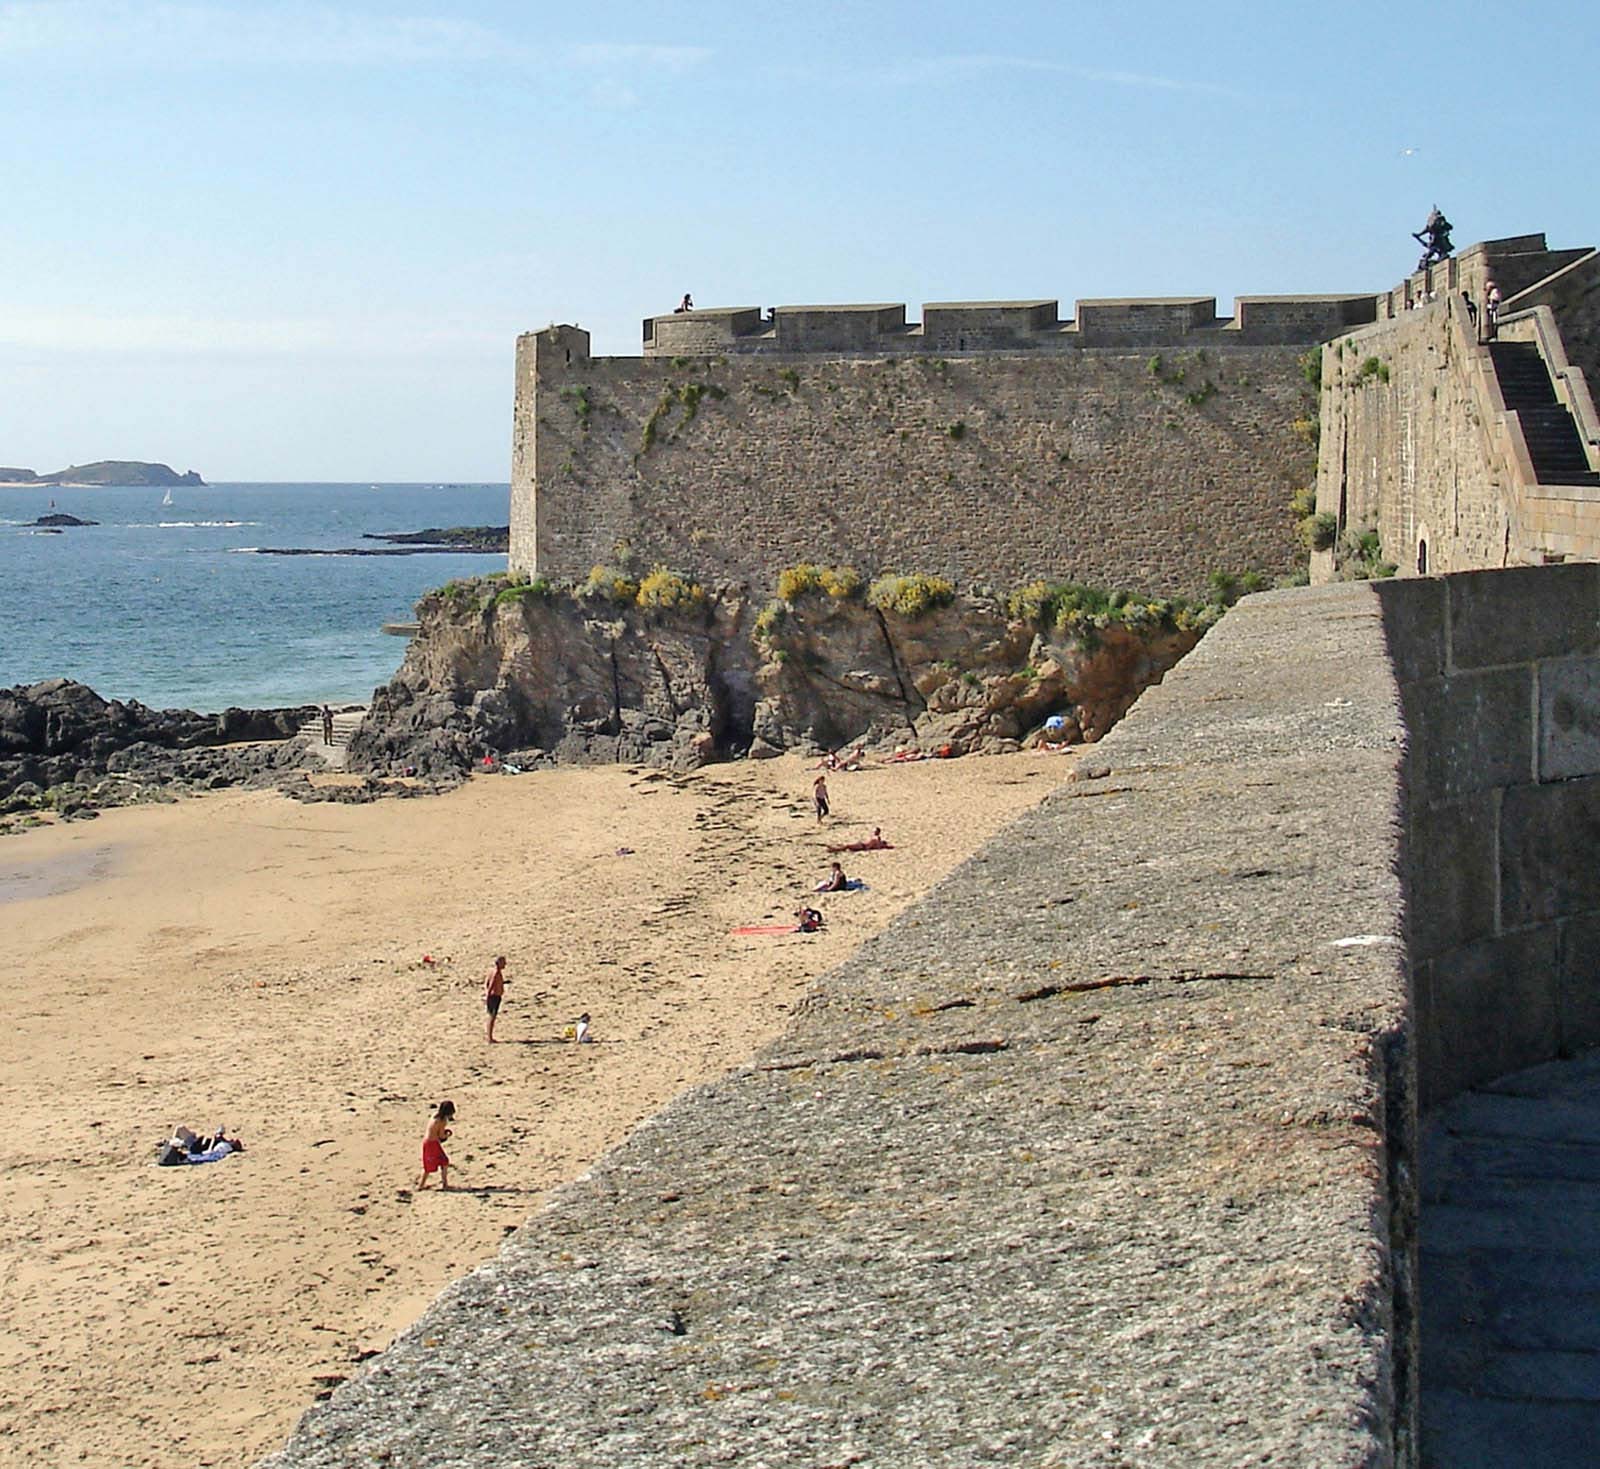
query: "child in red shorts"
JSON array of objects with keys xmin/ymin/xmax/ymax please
[{"xmin": 417, "ymin": 1100, "xmax": 455, "ymax": 1190}]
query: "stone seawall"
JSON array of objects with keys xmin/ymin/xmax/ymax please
[
  {"xmin": 1381, "ymin": 565, "xmax": 1600, "ymax": 1108},
  {"xmin": 515, "ymin": 328, "xmax": 1316, "ymax": 597},
  {"xmin": 266, "ymin": 582, "xmax": 1417, "ymax": 1467}
]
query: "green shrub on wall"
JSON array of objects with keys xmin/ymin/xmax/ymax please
[
  {"xmin": 1301, "ymin": 511, "xmax": 1338, "ymax": 551},
  {"xmin": 1005, "ymin": 575, "xmax": 1248, "ymax": 640},
  {"xmin": 493, "ymin": 576, "xmax": 554, "ymax": 609},
  {"xmin": 635, "ymin": 565, "xmax": 706, "ymax": 610},
  {"xmin": 1334, "ymin": 524, "xmax": 1397, "ymax": 581},
  {"xmin": 577, "ymin": 565, "xmax": 639, "ymax": 603},
  {"xmin": 866, "ymin": 573, "xmax": 956, "ymax": 618},
  {"xmin": 775, "ymin": 563, "xmax": 863, "ymax": 601},
  {"xmin": 753, "ymin": 600, "xmax": 788, "ymax": 642}
]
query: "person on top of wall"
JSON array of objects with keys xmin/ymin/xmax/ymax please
[
  {"xmin": 675, "ymin": 293, "xmax": 693, "ymax": 313},
  {"xmin": 1484, "ymin": 279, "xmax": 1502, "ymax": 340}
]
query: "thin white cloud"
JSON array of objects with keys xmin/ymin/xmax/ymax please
[
  {"xmin": 0, "ymin": 308, "xmax": 503, "ymax": 356},
  {"xmin": 0, "ymin": 2, "xmax": 709, "ymax": 71},
  {"xmin": 568, "ymin": 42, "xmax": 709, "ymax": 72},
  {"xmin": 866, "ymin": 53, "xmax": 1245, "ymax": 101}
]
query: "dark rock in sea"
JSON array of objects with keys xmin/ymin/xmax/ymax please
[
  {"xmin": 252, "ymin": 545, "xmax": 503, "ymax": 557},
  {"xmin": 363, "ymin": 526, "xmax": 509, "ymax": 551},
  {"xmin": 30, "ymin": 513, "xmax": 98, "ymax": 527}
]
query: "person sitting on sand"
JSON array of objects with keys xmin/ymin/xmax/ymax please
[
  {"xmin": 575, "ymin": 1013, "xmax": 593, "ymax": 1043},
  {"xmin": 830, "ymin": 827, "xmax": 892, "ymax": 853},
  {"xmin": 813, "ymin": 774, "xmax": 830, "ymax": 822},
  {"xmin": 795, "ymin": 906, "xmax": 826, "ymax": 933},
  {"xmin": 484, "ymin": 955, "xmax": 508, "ymax": 1043},
  {"xmin": 815, "ymin": 861, "xmax": 848, "ymax": 893},
  {"xmin": 417, "ymin": 1100, "xmax": 455, "ymax": 1190}
]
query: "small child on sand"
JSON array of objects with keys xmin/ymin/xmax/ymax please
[
  {"xmin": 575, "ymin": 1012, "xmax": 592, "ymax": 1044},
  {"xmin": 417, "ymin": 1100, "xmax": 455, "ymax": 1190}
]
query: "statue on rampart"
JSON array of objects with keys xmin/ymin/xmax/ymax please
[{"xmin": 1413, "ymin": 207, "xmax": 1454, "ymax": 270}]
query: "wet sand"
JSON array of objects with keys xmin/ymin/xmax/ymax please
[{"xmin": 0, "ymin": 752, "xmax": 1064, "ymax": 1467}]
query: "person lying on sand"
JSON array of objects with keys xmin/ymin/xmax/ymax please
[
  {"xmin": 417, "ymin": 1100, "xmax": 455, "ymax": 1190},
  {"xmin": 815, "ymin": 861, "xmax": 849, "ymax": 893},
  {"xmin": 829, "ymin": 827, "xmax": 893, "ymax": 853},
  {"xmin": 157, "ymin": 1125, "xmax": 245, "ymax": 1165}
]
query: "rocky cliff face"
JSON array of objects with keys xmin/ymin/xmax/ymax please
[{"xmin": 350, "ymin": 579, "xmax": 1203, "ymax": 776}]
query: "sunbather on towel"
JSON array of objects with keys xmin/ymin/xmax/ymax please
[{"xmin": 829, "ymin": 827, "xmax": 893, "ymax": 853}]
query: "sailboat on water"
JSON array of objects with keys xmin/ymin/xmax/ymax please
[{"xmin": 161, "ymin": 487, "xmax": 174, "ymax": 507}]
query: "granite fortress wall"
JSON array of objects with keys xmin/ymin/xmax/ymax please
[
  {"xmin": 511, "ymin": 288, "xmax": 1372, "ymax": 597},
  {"xmin": 1314, "ymin": 232, "xmax": 1600, "ymax": 578}
]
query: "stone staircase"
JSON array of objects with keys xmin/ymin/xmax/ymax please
[
  {"xmin": 293, "ymin": 708, "xmax": 366, "ymax": 770},
  {"xmin": 1490, "ymin": 341, "xmax": 1600, "ymax": 486}
]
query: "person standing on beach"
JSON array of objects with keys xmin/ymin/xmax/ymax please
[
  {"xmin": 417, "ymin": 1100, "xmax": 455, "ymax": 1190},
  {"xmin": 321, "ymin": 704, "xmax": 334, "ymax": 745},
  {"xmin": 484, "ymin": 956, "xmax": 508, "ymax": 1042},
  {"xmin": 813, "ymin": 773, "xmax": 830, "ymax": 823}
]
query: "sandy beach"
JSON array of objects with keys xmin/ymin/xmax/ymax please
[{"xmin": 0, "ymin": 752, "xmax": 1062, "ymax": 1468}]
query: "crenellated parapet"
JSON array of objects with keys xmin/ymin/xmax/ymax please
[{"xmin": 642, "ymin": 291, "xmax": 1377, "ymax": 356}]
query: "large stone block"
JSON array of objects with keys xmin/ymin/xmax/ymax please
[
  {"xmin": 1539, "ymin": 656, "xmax": 1600, "ymax": 781},
  {"xmin": 1401, "ymin": 666, "xmax": 1533, "ymax": 804},
  {"xmin": 1500, "ymin": 775, "xmax": 1600, "ymax": 927},
  {"xmin": 1376, "ymin": 576, "xmax": 1447, "ymax": 684},
  {"xmin": 1447, "ymin": 564, "xmax": 1600, "ymax": 671},
  {"xmin": 1419, "ymin": 927, "xmax": 1560, "ymax": 1107},
  {"xmin": 1409, "ymin": 795, "xmax": 1498, "ymax": 961},
  {"xmin": 1559, "ymin": 915, "xmax": 1600, "ymax": 1054}
]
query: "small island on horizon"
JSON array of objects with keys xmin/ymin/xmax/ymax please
[{"xmin": 0, "ymin": 461, "xmax": 205, "ymax": 488}]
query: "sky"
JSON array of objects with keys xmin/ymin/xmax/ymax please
[{"xmin": 0, "ymin": 0, "xmax": 1595, "ymax": 481}]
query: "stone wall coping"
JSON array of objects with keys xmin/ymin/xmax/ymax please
[{"xmin": 921, "ymin": 298, "xmax": 1059, "ymax": 310}]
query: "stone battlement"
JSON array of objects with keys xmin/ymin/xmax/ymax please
[{"xmin": 642, "ymin": 291, "xmax": 1377, "ymax": 355}]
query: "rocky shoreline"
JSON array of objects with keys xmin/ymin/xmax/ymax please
[{"xmin": 0, "ymin": 680, "xmax": 431, "ymax": 834}]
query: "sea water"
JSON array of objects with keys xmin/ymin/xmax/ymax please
[{"xmin": 0, "ymin": 482, "xmax": 509, "ymax": 710}]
